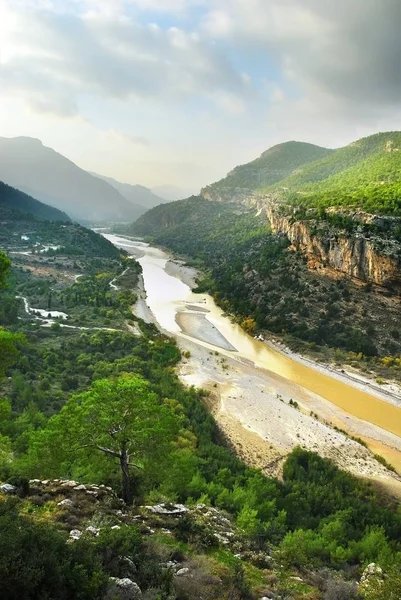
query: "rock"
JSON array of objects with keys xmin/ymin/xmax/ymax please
[
  {"xmin": 74, "ymin": 484, "xmax": 87, "ymax": 491},
  {"xmin": 57, "ymin": 498, "xmax": 74, "ymax": 507},
  {"xmin": 0, "ymin": 483, "xmax": 16, "ymax": 494},
  {"xmin": 69, "ymin": 529, "xmax": 82, "ymax": 540},
  {"xmin": 111, "ymin": 525, "xmax": 121, "ymax": 530},
  {"xmin": 61, "ymin": 480, "xmax": 78, "ymax": 488},
  {"xmin": 145, "ymin": 503, "xmax": 189, "ymax": 516},
  {"xmin": 85, "ymin": 526, "xmax": 100, "ymax": 536},
  {"xmin": 360, "ymin": 562, "xmax": 383, "ymax": 585},
  {"xmin": 105, "ymin": 578, "xmax": 142, "ymax": 600},
  {"xmin": 176, "ymin": 568, "xmax": 190, "ymax": 576},
  {"xmin": 29, "ymin": 479, "xmax": 41, "ymax": 484},
  {"xmin": 266, "ymin": 205, "xmax": 401, "ymax": 288}
]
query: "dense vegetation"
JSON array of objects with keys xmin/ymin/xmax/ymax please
[
  {"xmin": 1, "ymin": 221, "xmax": 401, "ymax": 597},
  {"xmin": 0, "ymin": 180, "xmax": 70, "ymax": 222},
  {"xmin": 202, "ymin": 142, "xmax": 332, "ymax": 199},
  {"xmin": 263, "ymin": 132, "xmax": 401, "ymax": 216}
]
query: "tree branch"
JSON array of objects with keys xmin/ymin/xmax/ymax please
[{"xmin": 97, "ymin": 446, "xmax": 121, "ymax": 458}]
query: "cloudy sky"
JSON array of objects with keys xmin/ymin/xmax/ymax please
[{"xmin": 1, "ymin": 0, "xmax": 400, "ymax": 191}]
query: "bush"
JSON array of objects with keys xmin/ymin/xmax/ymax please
[
  {"xmin": 0, "ymin": 498, "xmax": 107, "ymax": 600},
  {"xmin": 323, "ymin": 577, "xmax": 360, "ymax": 600}
]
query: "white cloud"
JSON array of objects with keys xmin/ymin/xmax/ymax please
[
  {"xmin": 0, "ymin": 2, "xmax": 250, "ymax": 119},
  {"xmin": 2, "ymin": 0, "xmax": 401, "ymax": 189}
]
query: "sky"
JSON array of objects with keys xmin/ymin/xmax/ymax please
[{"xmin": 1, "ymin": 0, "xmax": 401, "ymax": 191}]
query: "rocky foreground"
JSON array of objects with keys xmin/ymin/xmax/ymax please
[{"xmin": 0, "ymin": 479, "xmax": 388, "ymax": 600}]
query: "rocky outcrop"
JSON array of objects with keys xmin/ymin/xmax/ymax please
[
  {"xmin": 201, "ymin": 187, "xmax": 260, "ymax": 204},
  {"xmin": 105, "ymin": 578, "xmax": 142, "ymax": 600},
  {"xmin": 266, "ymin": 205, "xmax": 401, "ymax": 289}
]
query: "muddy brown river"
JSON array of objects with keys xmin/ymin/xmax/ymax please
[{"xmin": 104, "ymin": 234, "xmax": 401, "ymax": 441}]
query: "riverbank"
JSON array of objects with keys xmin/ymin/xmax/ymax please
[
  {"xmin": 164, "ymin": 258, "xmax": 401, "ymax": 481},
  {"xmin": 177, "ymin": 335, "xmax": 401, "ymax": 495},
  {"xmin": 166, "ymin": 255, "xmax": 401, "ymax": 411},
  {"xmin": 106, "ymin": 234, "xmax": 401, "ymax": 490}
]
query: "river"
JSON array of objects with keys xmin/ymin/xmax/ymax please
[{"xmin": 103, "ymin": 233, "xmax": 401, "ymax": 475}]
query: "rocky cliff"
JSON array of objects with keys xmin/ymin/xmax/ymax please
[{"xmin": 265, "ymin": 205, "xmax": 401, "ymax": 289}]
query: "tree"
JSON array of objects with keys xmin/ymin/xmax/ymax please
[
  {"xmin": 0, "ymin": 250, "xmax": 11, "ymax": 289},
  {"xmin": 0, "ymin": 330, "xmax": 24, "ymax": 377},
  {"xmin": 24, "ymin": 374, "xmax": 180, "ymax": 504},
  {"xmin": 0, "ymin": 252, "xmax": 24, "ymax": 376}
]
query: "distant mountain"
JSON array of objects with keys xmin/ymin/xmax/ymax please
[
  {"xmin": 91, "ymin": 173, "xmax": 164, "ymax": 210},
  {"xmin": 201, "ymin": 141, "xmax": 333, "ymax": 202},
  {"xmin": 0, "ymin": 181, "xmax": 70, "ymax": 222},
  {"xmin": 0, "ymin": 137, "xmax": 145, "ymax": 223},
  {"xmin": 151, "ymin": 185, "xmax": 198, "ymax": 202}
]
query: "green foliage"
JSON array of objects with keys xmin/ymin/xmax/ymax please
[
  {"xmin": 0, "ymin": 498, "xmax": 107, "ymax": 600},
  {"xmin": 202, "ymin": 141, "xmax": 332, "ymax": 198},
  {"xmin": 0, "ymin": 181, "xmax": 70, "ymax": 222},
  {"xmin": 0, "ymin": 329, "xmax": 25, "ymax": 377},
  {"xmin": 264, "ymin": 132, "xmax": 401, "ymax": 216},
  {"xmin": 21, "ymin": 374, "xmax": 180, "ymax": 503},
  {"xmin": 0, "ymin": 249, "xmax": 11, "ymax": 288}
]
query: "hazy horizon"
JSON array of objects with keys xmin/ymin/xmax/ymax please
[{"xmin": 1, "ymin": 0, "xmax": 400, "ymax": 189}]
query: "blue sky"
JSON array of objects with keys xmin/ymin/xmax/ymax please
[{"xmin": 1, "ymin": 0, "xmax": 401, "ymax": 191}]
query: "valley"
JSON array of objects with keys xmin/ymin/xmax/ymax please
[
  {"xmin": 104, "ymin": 234, "xmax": 401, "ymax": 490},
  {"xmin": 3, "ymin": 133, "xmax": 401, "ymax": 598}
]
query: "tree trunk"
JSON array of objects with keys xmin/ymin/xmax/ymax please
[{"xmin": 120, "ymin": 445, "xmax": 132, "ymax": 505}]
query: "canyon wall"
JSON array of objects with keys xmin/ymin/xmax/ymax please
[{"xmin": 265, "ymin": 206, "xmax": 401, "ymax": 289}]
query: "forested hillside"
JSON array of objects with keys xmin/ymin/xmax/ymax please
[
  {"xmin": 0, "ymin": 181, "xmax": 70, "ymax": 222},
  {"xmin": 202, "ymin": 141, "xmax": 332, "ymax": 201},
  {"xmin": 265, "ymin": 132, "xmax": 401, "ymax": 215}
]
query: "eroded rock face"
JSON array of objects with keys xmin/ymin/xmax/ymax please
[{"xmin": 266, "ymin": 205, "xmax": 401, "ymax": 288}]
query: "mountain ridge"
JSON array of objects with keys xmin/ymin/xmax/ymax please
[
  {"xmin": 0, "ymin": 137, "xmax": 144, "ymax": 223},
  {"xmin": 201, "ymin": 141, "xmax": 333, "ymax": 202},
  {"xmin": 0, "ymin": 180, "xmax": 70, "ymax": 222},
  {"xmin": 90, "ymin": 172, "xmax": 164, "ymax": 211}
]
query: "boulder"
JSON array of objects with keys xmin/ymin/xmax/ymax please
[
  {"xmin": 57, "ymin": 498, "xmax": 74, "ymax": 507},
  {"xmin": 74, "ymin": 484, "xmax": 87, "ymax": 491},
  {"xmin": 145, "ymin": 503, "xmax": 189, "ymax": 516},
  {"xmin": 176, "ymin": 568, "xmax": 190, "ymax": 576},
  {"xmin": 69, "ymin": 529, "xmax": 82, "ymax": 540},
  {"xmin": 61, "ymin": 480, "xmax": 78, "ymax": 488},
  {"xmin": 0, "ymin": 483, "xmax": 16, "ymax": 494},
  {"xmin": 105, "ymin": 578, "xmax": 142, "ymax": 600},
  {"xmin": 85, "ymin": 526, "xmax": 100, "ymax": 536}
]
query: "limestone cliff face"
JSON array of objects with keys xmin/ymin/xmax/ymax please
[{"xmin": 265, "ymin": 206, "xmax": 401, "ymax": 289}]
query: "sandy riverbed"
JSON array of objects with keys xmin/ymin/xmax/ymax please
[
  {"xmin": 177, "ymin": 334, "xmax": 401, "ymax": 495},
  {"xmin": 167, "ymin": 257, "xmax": 401, "ymax": 411},
  {"xmin": 129, "ymin": 254, "xmax": 401, "ymax": 495}
]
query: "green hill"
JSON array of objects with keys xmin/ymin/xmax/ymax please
[
  {"xmin": 201, "ymin": 141, "xmax": 333, "ymax": 200},
  {"xmin": 0, "ymin": 181, "xmax": 70, "ymax": 222},
  {"xmin": 130, "ymin": 195, "xmax": 239, "ymax": 237},
  {"xmin": 265, "ymin": 132, "xmax": 401, "ymax": 215}
]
